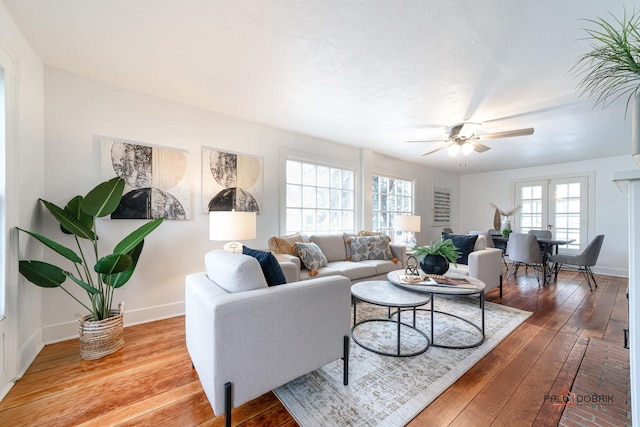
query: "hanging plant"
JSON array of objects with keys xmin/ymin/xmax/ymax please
[{"xmin": 572, "ymin": 8, "xmax": 640, "ymax": 113}]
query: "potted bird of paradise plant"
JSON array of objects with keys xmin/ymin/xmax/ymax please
[{"xmin": 18, "ymin": 177, "xmax": 164, "ymax": 359}]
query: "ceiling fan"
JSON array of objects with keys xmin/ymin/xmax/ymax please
[{"xmin": 407, "ymin": 122, "xmax": 534, "ymax": 157}]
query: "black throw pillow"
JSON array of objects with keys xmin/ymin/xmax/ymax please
[
  {"xmin": 242, "ymin": 246, "xmax": 287, "ymax": 286},
  {"xmin": 441, "ymin": 233, "xmax": 478, "ymax": 265}
]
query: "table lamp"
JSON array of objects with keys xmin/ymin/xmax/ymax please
[
  {"xmin": 394, "ymin": 214, "xmax": 421, "ymax": 247},
  {"xmin": 209, "ymin": 210, "xmax": 257, "ymax": 254}
]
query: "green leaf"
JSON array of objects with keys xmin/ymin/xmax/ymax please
[
  {"xmin": 64, "ymin": 272, "xmax": 101, "ymax": 295},
  {"xmin": 113, "ymin": 218, "xmax": 164, "ymax": 254},
  {"xmin": 41, "ymin": 200, "xmax": 96, "ymax": 240},
  {"xmin": 19, "ymin": 261, "xmax": 66, "ymax": 288},
  {"xmin": 61, "ymin": 196, "xmax": 94, "ymax": 234},
  {"xmin": 80, "ymin": 177, "xmax": 125, "ymax": 218},
  {"xmin": 94, "ymin": 253, "xmax": 133, "ymax": 275},
  {"xmin": 17, "ymin": 228, "xmax": 83, "ymax": 264},
  {"xmin": 109, "ymin": 241, "xmax": 144, "ymax": 288}
]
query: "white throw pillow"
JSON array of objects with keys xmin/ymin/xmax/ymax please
[{"xmin": 205, "ymin": 249, "xmax": 268, "ymax": 293}]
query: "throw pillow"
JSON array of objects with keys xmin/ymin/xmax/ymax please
[
  {"xmin": 270, "ymin": 232, "xmax": 305, "ymax": 255},
  {"xmin": 242, "ymin": 246, "xmax": 287, "ymax": 286},
  {"xmin": 358, "ymin": 230, "xmax": 391, "ymax": 241},
  {"xmin": 441, "ymin": 233, "xmax": 478, "ymax": 265},
  {"xmin": 349, "ymin": 236, "xmax": 397, "ymax": 262},
  {"xmin": 293, "ymin": 242, "xmax": 328, "ymax": 276}
]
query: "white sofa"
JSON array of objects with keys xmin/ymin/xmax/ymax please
[
  {"xmin": 269, "ymin": 233, "xmax": 406, "ymax": 283},
  {"xmin": 185, "ymin": 249, "xmax": 351, "ymax": 427},
  {"xmin": 446, "ymin": 234, "xmax": 504, "ymax": 296}
]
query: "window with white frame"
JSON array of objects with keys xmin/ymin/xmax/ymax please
[
  {"xmin": 284, "ymin": 159, "xmax": 355, "ymax": 235},
  {"xmin": 372, "ymin": 175, "xmax": 413, "ymax": 240}
]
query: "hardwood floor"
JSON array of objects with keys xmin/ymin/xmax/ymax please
[{"xmin": 0, "ymin": 269, "xmax": 628, "ymax": 426}]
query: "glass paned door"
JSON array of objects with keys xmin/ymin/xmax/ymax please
[
  {"xmin": 549, "ymin": 177, "xmax": 588, "ymax": 252},
  {"xmin": 515, "ymin": 176, "xmax": 589, "ymax": 254}
]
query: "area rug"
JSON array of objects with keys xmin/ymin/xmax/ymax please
[{"xmin": 274, "ymin": 295, "xmax": 531, "ymax": 427}]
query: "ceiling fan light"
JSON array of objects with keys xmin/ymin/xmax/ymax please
[
  {"xmin": 462, "ymin": 142, "xmax": 474, "ymax": 155},
  {"xmin": 448, "ymin": 144, "xmax": 460, "ymax": 156}
]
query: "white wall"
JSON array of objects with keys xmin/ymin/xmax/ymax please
[
  {"xmin": 42, "ymin": 67, "xmax": 460, "ymax": 342},
  {"xmin": 459, "ymin": 156, "xmax": 636, "ymax": 277},
  {"xmin": 0, "ymin": 1, "xmax": 45, "ymax": 391}
]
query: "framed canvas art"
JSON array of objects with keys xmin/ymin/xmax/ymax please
[
  {"xmin": 202, "ymin": 147, "xmax": 263, "ymax": 214},
  {"xmin": 431, "ymin": 186, "xmax": 451, "ymax": 226},
  {"xmin": 100, "ymin": 137, "xmax": 191, "ymax": 220}
]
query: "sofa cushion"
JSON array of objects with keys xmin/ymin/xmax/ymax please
[
  {"xmin": 310, "ymin": 234, "xmax": 347, "ymax": 262},
  {"xmin": 294, "ymin": 242, "xmax": 328, "ymax": 276},
  {"xmin": 299, "ymin": 266, "xmax": 342, "ymax": 280},
  {"xmin": 269, "ymin": 232, "xmax": 306, "ymax": 255},
  {"xmin": 205, "ymin": 249, "xmax": 268, "ymax": 293},
  {"xmin": 361, "ymin": 259, "xmax": 400, "ymax": 275},
  {"xmin": 325, "ymin": 261, "xmax": 377, "ymax": 280},
  {"xmin": 442, "ymin": 233, "xmax": 478, "ymax": 265},
  {"xmin": 242, "ymin": 246, "xmax": 287, "ymax": 286},
  {"xmin": 348, "ymin": 236, "xmax": 394, "ymax": 262}
]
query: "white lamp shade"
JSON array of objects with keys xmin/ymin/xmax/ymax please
[
  {"xmin": 394, "ymin": 215, "xmax": 421, "ymax": 232},
  {"xmin": 209, "ymin": 211, "xmax": 257, "ymax": 241}
]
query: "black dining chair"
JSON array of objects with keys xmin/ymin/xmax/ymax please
[{"xmin": 549, "ymin": 234, "xmax": 604, "ymax": 291}]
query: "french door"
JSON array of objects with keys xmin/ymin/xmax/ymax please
[{"xmin": 514, "ymin": 176, "xmax": 590, "ymax": 254}]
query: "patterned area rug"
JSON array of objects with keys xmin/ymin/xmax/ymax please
[{"xmin": 274, "ymin": 295, "xmax": 531, "ymax": 427}]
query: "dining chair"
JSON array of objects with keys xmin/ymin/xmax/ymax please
[
  {"xmin": 549, "ymin": 234, "xmax": 604, "ymax": 291},
  {"xmin": 488, "ymin": 229, "xmax": 509, "ymax": 269},
  {"xmin": 506, "ymin": 232, "xmax": 545, "ymax": 286},
  {"xmin": 528, "ymin": 229, "xmax": 553, "ymax": 258}
]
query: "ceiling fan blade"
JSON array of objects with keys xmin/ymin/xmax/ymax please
[
  {"xmin": 406, "ymin": 139, "xmax": 447, "ymax": 143},
  {"xmin": 421, "ymin": 145, "xmax": 448, "ymax": 156},
  {"xmin": 477, "ymin": 128, "xmax": 534, "ymax": 140},
  {"xmin": 473, "ymin": 143, "xmax": 491, "ymax": 153}
]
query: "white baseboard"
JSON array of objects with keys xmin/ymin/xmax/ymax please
[
  {"xmin": 42, "ymin": 301, "xmax": 185, "ymax": 344},
  {"xmin": 0, "ymin": 328, "xmax": 45, "ymax": 401}
]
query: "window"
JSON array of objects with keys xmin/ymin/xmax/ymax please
[
  {"xmin": 284, "ymin": 159, "xmax": 355, "ymax": 235},
  {"xmin": 372, "ymin": 175, "xmax": 413, "ymax": 240}
]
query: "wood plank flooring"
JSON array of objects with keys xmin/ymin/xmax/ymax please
[{"xmin": 0, "ymin": 268, "xmax": 628, "ymax": 426}]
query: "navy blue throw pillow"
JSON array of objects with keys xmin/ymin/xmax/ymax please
[
  {"xmin": 441, "ymin": 233, "xmax": 478, "ymax": 265},
  {"xmin": 242, "ymin": 246, "xmax": 287, "ymax": 286}
]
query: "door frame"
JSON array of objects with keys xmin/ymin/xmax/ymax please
[{"xmin": 0, "ymin": 38, "xmax": 19, "ymax": 400}]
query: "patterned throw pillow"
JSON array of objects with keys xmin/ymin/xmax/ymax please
[
  {"xmin": 294, "ymin": 242, "xmax": 328, "ymax": 276},
  {"xmin": 358, "ymin": 230, "xmax": 391, "ymax": 241},
  {"xmin": 269, "ymin": 232, "xmax": 305, "ymax": 255},
  {"xmin": 349, "ymin": 236, "xmax": 396, "ymax": 262}
]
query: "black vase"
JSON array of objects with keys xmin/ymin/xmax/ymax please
[{"xmin": 420, "ymin": 254, "xmax": 450, "ymax": 275}]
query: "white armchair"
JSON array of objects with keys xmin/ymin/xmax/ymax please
[
  {"xmin": 446, "ymin": 234, "xmax": 504, "ymax": 297},
  {"xmin": 185, "ymin": 250, "xmax": 351, "ymax": 427}
]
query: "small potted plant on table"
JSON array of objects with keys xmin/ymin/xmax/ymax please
[{"xmin": 410, "ymin": 238, "xmax": 460, "ymax": 275}]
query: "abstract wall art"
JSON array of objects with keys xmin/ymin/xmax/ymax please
[
  {"xmin": 202, "ymin": 147, "xmax": 263, "ymax": 214},
  {"xmin": 100, "ymin": 137, "xmax": 191, "ymax": 220}
]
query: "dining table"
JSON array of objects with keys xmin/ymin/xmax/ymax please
[{"xmin": 491, "ymin": 234, "xmax": 576, "ymax": 284}]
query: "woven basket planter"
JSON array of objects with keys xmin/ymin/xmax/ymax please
[{"xmin": 77, "ymin": 302, "xmax": 125, "ymax": 360}]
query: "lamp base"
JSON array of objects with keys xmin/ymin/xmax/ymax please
[{"xmin": 223, "ymin": 241, "xmax": 244, "ymax": 254}]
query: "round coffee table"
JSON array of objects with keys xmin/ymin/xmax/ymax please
[
  {"xmin": 387, "ymin": 270, "xmax": 486, "ymax": 349},
  {"xmin": 351, "ymin": 280, "xmax": 432, "ymax": 357}
]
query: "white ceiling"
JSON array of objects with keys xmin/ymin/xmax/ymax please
[{"xmin": 2, "ymin": 0, "xmax": 636, "ymax": 174}]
